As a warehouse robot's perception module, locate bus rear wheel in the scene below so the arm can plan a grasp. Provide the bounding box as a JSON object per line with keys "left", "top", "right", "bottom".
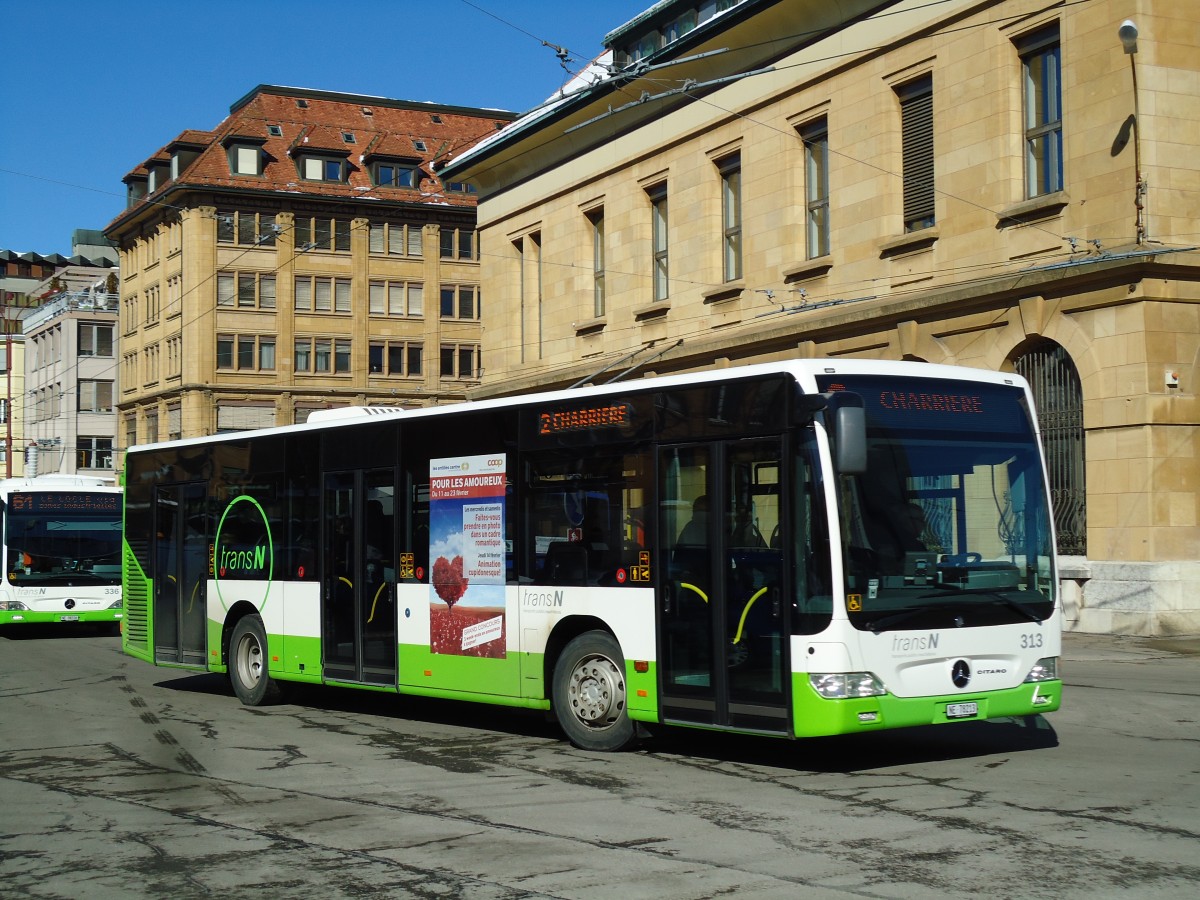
{"left": 552, "top": 631, "right": 637, "bottom": 751}
{"left": 229, "top": 614, "right": 282, "bottom": 706}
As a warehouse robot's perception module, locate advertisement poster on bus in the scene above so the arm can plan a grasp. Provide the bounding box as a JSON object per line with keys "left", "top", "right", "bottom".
{"left": 429, "top": 454, "right": 507, "bottom": 658}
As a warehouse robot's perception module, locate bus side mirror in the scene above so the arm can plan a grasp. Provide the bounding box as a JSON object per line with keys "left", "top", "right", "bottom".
{"left": 833, "top": 404, "right": 867, "bottom": 474}
{"left": 796, "top": 389, "right": 867, "bottom": 474}
{"left": 820, "top": 391, "right": 867, "bottom": 475}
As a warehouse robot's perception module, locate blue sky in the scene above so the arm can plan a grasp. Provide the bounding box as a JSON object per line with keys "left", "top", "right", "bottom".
{"left": 0, "top": 0, "right": 649, "bottom": 257}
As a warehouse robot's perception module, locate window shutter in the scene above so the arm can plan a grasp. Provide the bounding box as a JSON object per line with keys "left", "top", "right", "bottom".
{"left": 260, "top": 275, "right": 276, "bottom": 309}
{"left": 901, "top": 77, "right": 934, "bottom": 229}
{"left": 217, "top": 405, "right": 274, "bottom": 431}
{"left": 314, "top": 278, "right": 332, "bottom": 312}
{"left": 217, "top": 274, "right": 235, "bottom": 306}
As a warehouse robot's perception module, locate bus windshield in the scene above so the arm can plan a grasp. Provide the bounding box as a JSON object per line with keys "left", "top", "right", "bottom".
{"left": 4, "top": 491, "right": 123, "bottom": 587}
{"left": 820, "top": 374, "right": 1055, "bottom": 631}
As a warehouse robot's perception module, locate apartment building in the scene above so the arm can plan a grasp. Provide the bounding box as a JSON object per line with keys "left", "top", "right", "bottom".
{"left": 105, "top": 85, "right": 516, "bottom": 447}
{"left": 437, "top": 0, "right": 1200, "bottom": 634}
{"left": 23, "top": 271, "right": 120, "bottom": 480}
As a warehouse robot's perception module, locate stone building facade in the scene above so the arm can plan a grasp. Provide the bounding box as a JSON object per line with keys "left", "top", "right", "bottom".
{"left": 438, "top": 0, "right": 1200, "bottom": 634}
{"left": 105, "top": 85, "right": 515, "bottom": 446}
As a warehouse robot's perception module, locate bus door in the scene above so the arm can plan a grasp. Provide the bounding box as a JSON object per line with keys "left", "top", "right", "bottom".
{"left": 658, "top": 439, "right": 789, "bottom": 733}
{"left": 321, "top": 469, "right": 397, "bottom": 685}
{"left": 153, "top": 483, "right": 209, "bottom": 666}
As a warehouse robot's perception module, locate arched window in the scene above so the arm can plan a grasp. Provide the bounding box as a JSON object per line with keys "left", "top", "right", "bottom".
{"left": 1014, "top": 340, "right": 1086, "bottom": 555}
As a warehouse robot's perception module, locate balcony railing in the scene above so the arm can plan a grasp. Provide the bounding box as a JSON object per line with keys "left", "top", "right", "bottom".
{"left": 22, "top": 291, "right": 119, "bottom": 331}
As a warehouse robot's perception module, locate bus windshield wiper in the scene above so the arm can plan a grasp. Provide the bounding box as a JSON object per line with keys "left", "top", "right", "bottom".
{"left": 919, "top": 586, "right": 1044, "bottom": 623}
{"left": 864, "top": 606, "right": 937, "bottom": 633}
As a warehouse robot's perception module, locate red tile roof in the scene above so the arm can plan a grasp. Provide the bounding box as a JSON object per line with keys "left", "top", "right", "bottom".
{"left": 113, "top": 85, "right": 514, "bottom": 228}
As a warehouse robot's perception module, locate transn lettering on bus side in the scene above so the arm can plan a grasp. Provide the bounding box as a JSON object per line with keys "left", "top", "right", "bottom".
{"left": 537, "top": 403, "right": 630, "bottom": 435}
{"left": 220, "top": 546, "right": 268, "bottom": 574}
{"left": 878, "top": 390, "right": 983, "bottom": 414}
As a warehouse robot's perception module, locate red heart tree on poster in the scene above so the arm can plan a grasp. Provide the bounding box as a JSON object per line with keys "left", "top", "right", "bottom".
{"left": 432, "top": 555, "right": 468, "bottom": 613}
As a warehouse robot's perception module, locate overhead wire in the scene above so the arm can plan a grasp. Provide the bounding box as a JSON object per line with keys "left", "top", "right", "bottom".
{"left": 8, "top": 0, "right": 1191, "bottom": 414}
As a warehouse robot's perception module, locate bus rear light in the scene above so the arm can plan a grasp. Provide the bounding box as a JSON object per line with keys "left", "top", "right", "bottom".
{"left": 809, "top": 672, "right": 887, "bottom": 699}
{"left": 1023, "top": 657, "right": 1059, "bottom": 682}
{"left": 0, "top": 600, "right": 29, "bottom": 611}
{"left": 634, "top": 660, "right": 649, "bottom": 673}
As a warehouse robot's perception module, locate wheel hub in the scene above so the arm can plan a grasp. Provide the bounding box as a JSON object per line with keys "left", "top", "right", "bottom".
{"left": 570, "top": 655, "right": 624, "bottom": 727}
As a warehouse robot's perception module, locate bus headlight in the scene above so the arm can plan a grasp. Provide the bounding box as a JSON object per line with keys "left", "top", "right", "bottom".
{"left": 1023, "top": 657, "right": 1059, "bottom": 682}
{"left": 809, "top": 672, "right": 887, "bottom": 699}
{"left": 107, "top": 598, "right": 123, "bottom": 609}
{"left": 0, "top": 600, "right": 29, "bottom": 611}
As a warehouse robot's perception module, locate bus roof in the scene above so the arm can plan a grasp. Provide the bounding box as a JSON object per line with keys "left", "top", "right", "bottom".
{"left": 0, "top": 474, "right": 120, "bottom": 498}
{"left": 124, "top": 359, "right": 1031, "bottom": 456}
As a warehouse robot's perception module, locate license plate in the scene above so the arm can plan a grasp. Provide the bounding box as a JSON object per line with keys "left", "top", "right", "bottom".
{"left": 946, "top": 701, "right": 978, "bottom": 719}
{"left": 59, "top": 615, "right": 80, "bottom": 623}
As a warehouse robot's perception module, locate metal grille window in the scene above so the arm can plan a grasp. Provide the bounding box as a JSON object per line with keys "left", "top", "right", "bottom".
{"left": 801, "top": 119, "right": 830, "bottom": 259}
{"left": 648, "top": 183, "right": 669, "bottom": 301}
{"left": 1014, "top": 340, "right": 1085, "bottom": 555}
{"left": 1018, "top": 24, "right": 1063, "bottom": 198}
{"left": 718, "top": 154, "right": 742, "bottom": 281}
{"left": 898, "top": 76, "right": 934, "bottom": 231}
{"left": 588, "top": 208, "right": 605, "bottom": 318}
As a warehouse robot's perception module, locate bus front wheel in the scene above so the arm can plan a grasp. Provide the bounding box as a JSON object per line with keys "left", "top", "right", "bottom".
{"left": 552, "top": 631, "right": 637, "bottom": 752}
{"left": 229, "top": 615, "right": 282, "bottom": 706}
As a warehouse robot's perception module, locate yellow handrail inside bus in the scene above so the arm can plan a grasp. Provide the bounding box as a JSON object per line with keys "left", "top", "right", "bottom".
{"left": 186, "top": 579, "right": 199, "bottom": 615}
{"left": 731, "top": 586, "right": 769, "bottom": 646}
{"left": 367, "top": 582, "right": 389, "bottom": 624}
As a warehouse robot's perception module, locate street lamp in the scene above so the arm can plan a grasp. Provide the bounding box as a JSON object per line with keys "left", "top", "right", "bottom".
{"left": 1118, "top": 19, "right": 1138, "bottom": 54}
{"left": 1119, "top": 19, "right": 1145, "bottom": 246}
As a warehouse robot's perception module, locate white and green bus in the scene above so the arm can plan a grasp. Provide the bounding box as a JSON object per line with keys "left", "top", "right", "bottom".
{"left": 121, "top": 360, "right": 1060, "bottom": 750}
{"left": 0, "top": 475, "right": 124, "bottom": 627}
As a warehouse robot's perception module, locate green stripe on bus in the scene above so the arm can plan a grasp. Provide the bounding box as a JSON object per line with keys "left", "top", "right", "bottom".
{"left": 791, "top": 674, "right": 1062, "bottom": 737}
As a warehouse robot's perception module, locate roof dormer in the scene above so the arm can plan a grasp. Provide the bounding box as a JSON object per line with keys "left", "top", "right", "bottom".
{"left": 221, "top": 134, "right": 268, "bottom": 177}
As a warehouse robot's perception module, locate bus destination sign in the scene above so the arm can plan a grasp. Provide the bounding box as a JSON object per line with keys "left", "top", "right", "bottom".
{"left": 9, "top": 492, "right": 120, "bottom": 515}
{"left": 817, "top": 375, "right": 1029, "bottom": 434}
{"left": 537, "top": 402, "right": 631, "bottom": 436}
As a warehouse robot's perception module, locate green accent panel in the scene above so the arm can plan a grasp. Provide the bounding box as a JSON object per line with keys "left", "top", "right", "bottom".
{"left": 627, "top": 660, "right": 659, "bottom": 722}
{"left": 281, "top": 633, "right": 322, "bottom": 677}
{"left": 398, "top": 643, "right": 521, "bottom": 696}
{"left": 121, "top": 538, "right": 153, "bottom": 663}
{"left": 0, "top": 609, "right": 122, "bottom": 626}
{"left": 791, "top": 674, "right": 1063, "bottom": 737}
{"left": 207, "top": 618, "right": 227, "bottom": 674}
